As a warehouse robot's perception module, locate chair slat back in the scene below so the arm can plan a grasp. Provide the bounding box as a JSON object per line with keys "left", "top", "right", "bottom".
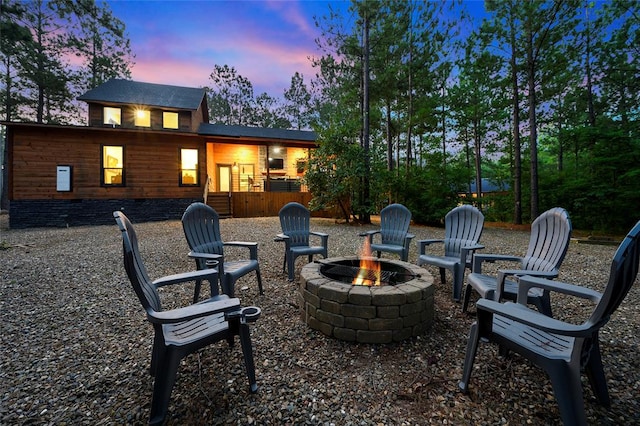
{"left": 590, "top": 220, "right": 640, "bottom": 326}
{"left": 379, "top": 204, "right": 411, "bottom": 246}
{"left": 444, "top": 205, "right": 484, "bottom": 258}
{"left": 522, "top": 207, "right": 572, "bottom": 272}
{"left": 113, "top": 211, "right": 162, "bottom": 313}
{"left": 182, "top": 203, "right": 225, "bottom": 264}
{"left": 279, "top": 202, "right": 311, "bottom": 247}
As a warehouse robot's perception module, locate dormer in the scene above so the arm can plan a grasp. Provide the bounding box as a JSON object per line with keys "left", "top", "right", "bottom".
{"left": 78, "top": 79, "right": 209, "bottom": 132}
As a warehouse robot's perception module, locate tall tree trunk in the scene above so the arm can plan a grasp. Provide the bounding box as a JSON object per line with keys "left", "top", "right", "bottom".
{"left": 386, "top": 99, "right": 393, "bottom": 171}
{"left": 406, "top": 28, "right": 413, "bottom": 170}
{"left": 509, "top": 15, "right": 523, "bottom": 225}
{"left": 585, "top": 3, "right": 596, "bottom": 127}
{"left": 362, "top": 11, "right": 371, "bottom": 224}
{"left": 441, "top": 82, "right": 447, "bottom": 171}
{"left": 473, "top": 116, "right": 483, "bottom": 209}
{"left": 526, "top": 18, "right": 539, "bottom": 220}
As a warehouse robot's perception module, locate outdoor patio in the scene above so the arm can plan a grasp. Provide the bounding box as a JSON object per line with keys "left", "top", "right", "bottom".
{"left": 1, "top": 214, "right": 638, "bottom": 425}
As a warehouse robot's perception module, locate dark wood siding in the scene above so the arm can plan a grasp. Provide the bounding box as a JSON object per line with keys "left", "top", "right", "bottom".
{"left": 10, "top": 126, "right": 205, "bottom": 200}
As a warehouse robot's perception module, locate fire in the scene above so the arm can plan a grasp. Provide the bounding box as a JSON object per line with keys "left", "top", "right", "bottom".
{"left": 353, "top": 237, "right": 382, "bottom": 286}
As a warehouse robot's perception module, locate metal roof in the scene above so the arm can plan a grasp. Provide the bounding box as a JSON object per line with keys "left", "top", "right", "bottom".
{"left": 199, "top": 123, "right": 316, "bottom": 142}
{"left": 469, "top": 178, "right": 510, "bottom": 193}
{"left": 77, "top": 79, "right": 206, "bottom": 110}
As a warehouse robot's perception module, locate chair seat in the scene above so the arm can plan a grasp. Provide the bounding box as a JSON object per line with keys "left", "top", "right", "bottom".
{"left": 371, "top": 243, "right": 405, "bottom": 257}
{"left": 225, "top": 259, "right": 260, "bottom": 278}
{"left": 418, "top": 254, "right": 460, "bottom": 269}
{"left": 290, "top": 245, "right": 327, "bottom": 257}
{"left": 163, "top": 312, "right": 229, "bottom": 346}
{"left": 467, "top": 272, "right": 544, "bottom": 300}
{"left": 492, "top": 311, "right": 574, "bottom": 361}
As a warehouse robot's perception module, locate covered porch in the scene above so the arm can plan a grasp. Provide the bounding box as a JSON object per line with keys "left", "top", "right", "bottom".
{"left": 198, "top": 124, "right": 319, "bottom": 217}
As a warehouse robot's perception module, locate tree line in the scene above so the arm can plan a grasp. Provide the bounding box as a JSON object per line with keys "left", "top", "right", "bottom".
{"left": 2, "top": 0, "right": 638, "bottom": 233}
{"left": 305, "top": 0, "right": 639, "bottom": 233}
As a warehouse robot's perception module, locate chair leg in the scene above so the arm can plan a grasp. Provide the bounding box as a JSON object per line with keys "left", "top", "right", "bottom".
{"left": 459, "top": 321, "right": 480, "bottom": 393}
{"left": 149, "top": 350, "right": 182, "bottom": 426}
{"left": 462, "top": 284, "right": 473, "bottom": 313}
{"left": 223, "top": 274, "right": 235, "bottom": 297}
{"left": 193, "top": 279, "right": 202, "bottom": 304}
{"left": 533, "top": 292, "right": 553, "bottom": 317}
{"left": 547, "top": 362, "right": 587, "bottom": 426}
{"left": 439, "top": 268, "right": 446, "bottom": 286}
{"left": 150, "top": 332, "right": 164, "bottom": 377}
{"left": 287, "top": 253, "right": 295, "bottom": 281}
{"left": 584, "top": 338, "right": 610, "bottom": 407}
{"left": 452, "top": 266, "right": 462, "bottom": 302}
{"left": 238, "top": 323, "right": 258, "bottom": 393}
{"left": 255, "top": 268, "right": 264, "bottom": 295}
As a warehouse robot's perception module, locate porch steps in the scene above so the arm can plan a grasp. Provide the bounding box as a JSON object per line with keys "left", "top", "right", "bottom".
{"left": 206, "top": 193, "right": 232, "bottom": 217}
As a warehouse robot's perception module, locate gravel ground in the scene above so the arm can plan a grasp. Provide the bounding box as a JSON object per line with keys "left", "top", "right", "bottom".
{"left": 1, "top": 213, "right": 639, "bottom": 425}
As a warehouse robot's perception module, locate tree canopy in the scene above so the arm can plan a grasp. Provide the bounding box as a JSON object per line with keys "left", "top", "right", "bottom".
{"left": 2, "top": 0, "right": 638, "bottom": 233}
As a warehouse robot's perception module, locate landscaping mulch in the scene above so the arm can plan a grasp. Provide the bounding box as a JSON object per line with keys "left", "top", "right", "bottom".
{"left": 1, "top": 215, "right": 638, "bottom": 425}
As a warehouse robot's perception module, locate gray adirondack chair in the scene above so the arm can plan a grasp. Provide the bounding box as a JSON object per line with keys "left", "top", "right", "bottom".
{"left": 360, "top": 203, "right": 414, "bottom": 261}
{"left": 462, "top": 207, "right": 572, "bottom": 316}
{"left": 182, "top": 202, "right": 263, "bottom": 299}
{"left": 459, "top": 220, "right": 640, "bottom": 426}
{"left": 113, "top": 211, "right": 260, "bottom": 426}
{"left": 277, "top": 202, "right": 329, "bottom": 281}
{"left": 417, "top": 205, "right": 484, "bottom": 301}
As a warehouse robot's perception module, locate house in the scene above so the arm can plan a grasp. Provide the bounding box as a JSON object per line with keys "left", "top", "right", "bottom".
{"left": 2, "top": 79, "right": 318, "bottom": 228}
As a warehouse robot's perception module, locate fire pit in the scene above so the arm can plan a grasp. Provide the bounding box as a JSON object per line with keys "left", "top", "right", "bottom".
{"left": 299, "top": 256, "right": 434, "bottom": 343}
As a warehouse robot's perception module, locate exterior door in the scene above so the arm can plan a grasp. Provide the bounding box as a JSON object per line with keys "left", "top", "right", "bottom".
{"left": 218, "top": 165, "right": 231, "bottom": 192}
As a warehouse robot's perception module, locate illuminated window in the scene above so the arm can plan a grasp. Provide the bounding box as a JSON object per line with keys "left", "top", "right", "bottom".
{"left": 134, "top": 109, "right": 151, "bottom": 127}
{"left": 103, "top": 107, "right": 121, "bottom": 126}
{"left": 163, "top": 112, "right": 179, "bottom": 129}
{"left": 102, "top": 145, "right": 124, "bottom": 186}
{"left": 180, "top": 148, "right": 198, "bottom": 185}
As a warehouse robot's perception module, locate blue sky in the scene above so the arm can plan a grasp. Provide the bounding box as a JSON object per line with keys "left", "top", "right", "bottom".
{"left": 108, "top": 0, "right": 352, "bottom": 96}
{"left": 108, "top": 0, "right": 487, "bottom": 97}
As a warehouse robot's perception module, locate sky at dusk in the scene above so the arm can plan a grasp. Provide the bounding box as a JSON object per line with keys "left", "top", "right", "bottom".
{"left": 107, "top": 0, "right": 354, "bottom": 97}
{"left": 108, "top": 1, "right": 488, "bottom": 99}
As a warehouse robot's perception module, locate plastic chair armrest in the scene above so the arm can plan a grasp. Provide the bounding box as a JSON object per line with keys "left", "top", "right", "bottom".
{"left": 472, "top": 253, "right": 522, "bottom": 273}
{"left": 417, "top": 239, "right": 444, "bottom": 254}
{"left": 152, "top": 268, "right": 218, "bottom": 289}
{"left": 494, "top": 268, "right": 558, "bottom": 301}
{"left": 147, "top": 296, "right": 240, "bottom": 324}
{"left": 476, "top": 299, "right": 592, "bottom": 337}
{"left": 224, "top": 241, "right": 259, "bottom": 259}
{"left": 516, "top": 275, "right": 602, "bottom": 305}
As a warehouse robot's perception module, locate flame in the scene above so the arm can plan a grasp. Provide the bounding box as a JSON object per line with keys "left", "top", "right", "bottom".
{"left": 353, "top": 237, "right": 382, "bottom": 286}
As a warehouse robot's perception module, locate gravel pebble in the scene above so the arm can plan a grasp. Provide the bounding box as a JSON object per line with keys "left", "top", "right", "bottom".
{"left": 1, "top": 215, "right": 638, "bottom": 425}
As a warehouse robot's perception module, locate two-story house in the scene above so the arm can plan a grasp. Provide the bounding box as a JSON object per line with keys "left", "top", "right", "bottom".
{"left": 3, "top": 79, "right": 318, "bottom": 228}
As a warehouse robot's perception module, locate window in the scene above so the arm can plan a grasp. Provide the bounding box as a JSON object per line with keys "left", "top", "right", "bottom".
{"left": 180, "top": 148, "right": 198, "bottom": 185}
{"left": 134, "top": 109, "right": 151, "bottom": 127}
{"left": 103, "top": 107, "right": 121, "bottom": 126}
{"left": 163, "top": 112, "right": 179, "bottom": 129}
{"left": 102, "top": 146, "right": 124, "bottom": 186}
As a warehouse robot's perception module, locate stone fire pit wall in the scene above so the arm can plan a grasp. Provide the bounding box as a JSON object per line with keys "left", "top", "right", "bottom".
{"left": 299, "top": 257, "right": 435, "bottom": 343}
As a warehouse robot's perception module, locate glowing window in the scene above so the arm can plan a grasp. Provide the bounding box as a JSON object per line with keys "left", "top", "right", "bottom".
{"left": 163, "top": 112, "right": 179, "bottom": 129}
{"left": 103, "top": 107, "right": 121, "bottom": 126}
{"left": 180, "top": 149, "right": 198, "bottom": 185}
{"left": 134, "top": 109, "right": 151, "bottom": 127}
{"left": 102, "top": 145, "right": 124, "bottom": 186}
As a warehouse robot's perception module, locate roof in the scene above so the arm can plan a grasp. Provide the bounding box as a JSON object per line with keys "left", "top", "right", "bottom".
{"left": 77, "top": 79, "right": 206, "bottom": 110}
{"left": 469, "top": 178, "right": 510, "bottom": 193}
{"left": 199, "top": 123, "right": 316, "bottom": 142}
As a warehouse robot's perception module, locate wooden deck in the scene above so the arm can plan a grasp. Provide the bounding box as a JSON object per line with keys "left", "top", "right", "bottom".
{"left": 206, "top": 192, "right": 337, "bottom": 218}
